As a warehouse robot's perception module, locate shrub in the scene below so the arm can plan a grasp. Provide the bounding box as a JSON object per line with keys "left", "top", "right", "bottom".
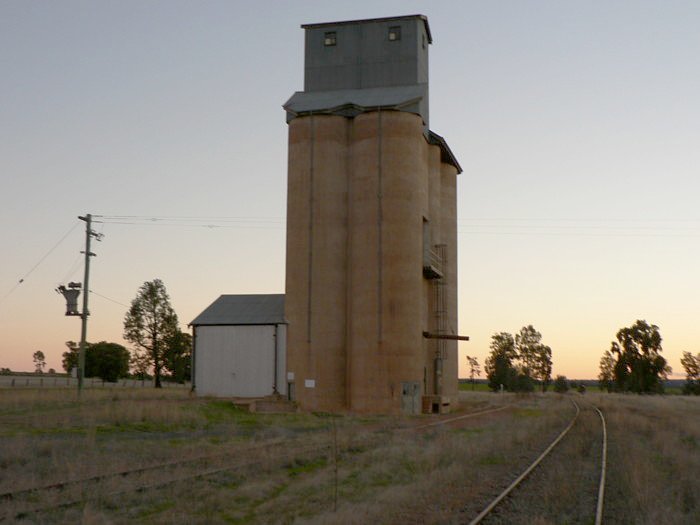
{"left": 553, "top": 375, "right": 569, "bottom": 393}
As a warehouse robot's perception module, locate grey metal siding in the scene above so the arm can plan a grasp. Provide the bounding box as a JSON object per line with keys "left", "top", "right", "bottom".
{"left": 195, "top": 325, "right": 277, "bottom": 398}
{"left": 304, "top": 18, "right": 428, "bottom": 92}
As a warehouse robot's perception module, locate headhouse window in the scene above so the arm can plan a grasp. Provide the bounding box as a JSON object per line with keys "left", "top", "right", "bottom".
{"left": 388, "top": 26, "right": 401, "bottom": 41}
{"left": 324, "top": 31, "right": 337, "bottom": 46}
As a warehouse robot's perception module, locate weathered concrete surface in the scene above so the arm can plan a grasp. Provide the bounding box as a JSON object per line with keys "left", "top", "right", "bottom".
{"left": 285, "top": 110, "right": 458, "bottom": 414}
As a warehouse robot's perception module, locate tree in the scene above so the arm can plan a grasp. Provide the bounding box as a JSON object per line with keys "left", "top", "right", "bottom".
{"left": 515, "top": 325, "right": 541, "bottom": 377}
{"left": 485, "top": 332, "right": 517, "bottom": 391}
{"left": 62, "top": 341, "right": 79, "bottom": 373}
{"left": 534, "top": 344, "right": 553, "bottom": 392}
{"left": 129, "top": 348, "right": 152, "bottom": 380}
{"left": 33, "top": 351, "right": 46, "bottom": 373}
{"left": 604, "top": 320, "right": 670, "bottom": 394}
{"left": 124, "top": 279, "right": 180, "bottom": 388}
{"left": 515, "top": 325, "right": 552, "bottom": 391}
{"left": 680, "top": 351, "right": 700, "bottom": 395}
{"left": 466, "top": 355, "right": 481, "bottom": 391}
{"left": 553, "top": 375, "right": 569, "bottom": 393}
{"left": 90, "top": 342, "right": 130, "bottom": 382}
{"left": 598, "top": 350, "right": 615, "bottom": 392}
{"left": 61, "top": 340, "right": 129, "bottom": 382}
{"left": 163, "top": 330, "right": 192, "bottom": 383}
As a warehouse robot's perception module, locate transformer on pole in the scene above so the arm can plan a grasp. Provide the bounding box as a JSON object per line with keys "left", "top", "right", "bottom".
{"left": 56, "top": 214, "right": 102, "bottom": 394}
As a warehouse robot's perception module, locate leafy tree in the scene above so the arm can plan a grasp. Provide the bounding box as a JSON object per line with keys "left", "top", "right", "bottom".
{"left": 512, "top": 372, "right": 535, "bottom": 392}
{"left": 163, "top": 330, "right": 192, "bottom": 383}
{"left": 486, "top": 326, "right": 554, "bottom": 393}
{"left": 553, "top": 375, "right": 569, "bottom": 393}
{"left": 61, "top": 340, "right": 129, "bottom": 382}
{"left": 124, "top": 279, "right": 180, "bottom": 388}
{"left": 604, "top": 320, "right": 670, "bottom": 393}
{"left": 515, "top": 325, "right": 552, "bottom": 391}
{"left": 62, "top": 341, "right": 79, "bottom": 373}
{"left": 466, "top": 355, "right": 481, "bottom": 391}
{"left": 485, "top": 332, "right": 517, "bottom": 391}
{"left": 534, "top": 344, "right": 553, "bottom": 392}
{"left": 33, "top": 350, "right": 46, "bottom": 373}
{"left": 598, "top": 350, "right": 615, "bottom": 392}
{"left": 90, "top": 342, "right": 130, "bottom": 382}
{"left": 129, "top": 348, "right": 152, "bottom": 380}
{"left": 680, "top": 351, "right": 700, "bottom": 395}
{"left": 516, "top": 325, "right": 541, "bottom": 376}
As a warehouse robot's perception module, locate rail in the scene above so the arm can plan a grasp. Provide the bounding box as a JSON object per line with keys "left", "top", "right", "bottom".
{"left": 2, "top": 402, "right": 515, "bottom": 521}
{"left": 468, "top": 399, "right": 581, "bottom": 525}
{"left": 594, "top": 405, "right": 608, "bottom": 525}
{"left": 466, "top": 398, "right": 608, "bottom": 525}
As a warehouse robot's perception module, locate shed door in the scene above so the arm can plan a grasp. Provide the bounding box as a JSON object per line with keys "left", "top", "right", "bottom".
{"left": 196, "top": 325, "right": 276, "bottom": 398}
{"left": 230, "top": 325, "right": 275, "bottom": 397}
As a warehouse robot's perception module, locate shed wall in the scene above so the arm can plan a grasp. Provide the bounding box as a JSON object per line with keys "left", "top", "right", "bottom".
{"left": 195, "top": 325, "right": 286, "bottom": 398}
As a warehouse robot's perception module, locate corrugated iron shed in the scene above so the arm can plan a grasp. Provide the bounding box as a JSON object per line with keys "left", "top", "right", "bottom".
{"left": 190, "top": 294, "right": 286, "bottom": 326}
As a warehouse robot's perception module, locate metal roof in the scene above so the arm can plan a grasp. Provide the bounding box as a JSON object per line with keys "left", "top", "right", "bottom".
{"left": 301, "top": 14, "right": 432, "bottom": 44}
{"left": 190, "top": 294, "right": 286, "bottom": 326}
{"left": 284, "top": 84, "right": 427, "bottom": 121}
{"left": 427, "top": 130, "right": 463, "bottom": 174}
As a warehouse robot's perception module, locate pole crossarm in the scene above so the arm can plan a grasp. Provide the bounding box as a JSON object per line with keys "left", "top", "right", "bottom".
{"left": 422, "top": 331, "right": 470, "bottom": 341}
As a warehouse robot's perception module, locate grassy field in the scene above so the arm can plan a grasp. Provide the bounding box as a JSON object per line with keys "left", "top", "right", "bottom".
{"left": 1, "top": 388, "right": 698, "bottom": 523}
{"left": 458, "top": 381, "right": 491, "bottom": 392}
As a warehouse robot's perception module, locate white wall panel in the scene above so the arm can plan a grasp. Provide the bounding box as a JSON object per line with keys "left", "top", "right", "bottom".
{"left": 195, "top": 325, "right": 280, "bottom": 398}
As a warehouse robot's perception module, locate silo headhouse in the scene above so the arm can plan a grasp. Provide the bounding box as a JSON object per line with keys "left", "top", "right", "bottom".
{"left": 284, "top": 15, "right": 463, "bottom": 414}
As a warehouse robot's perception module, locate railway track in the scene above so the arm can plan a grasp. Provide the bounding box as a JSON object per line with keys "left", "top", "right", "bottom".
{"left": 0, "top": 433, "right": 339, "bottom": 522}
{"left": 1, "top": 401, "right": 515, "bottom": 521}
{"left": 465, "top": 398, "right": 608, "bottom": 525}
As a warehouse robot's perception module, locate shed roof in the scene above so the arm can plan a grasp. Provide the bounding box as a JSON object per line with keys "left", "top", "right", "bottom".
{"left": 190, "top": 294, "right": 286, "bottom": 326}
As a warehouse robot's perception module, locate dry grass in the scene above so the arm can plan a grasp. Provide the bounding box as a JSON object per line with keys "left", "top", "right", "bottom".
{"left": 593, "top": 394, "right": 700, "bottom": 525}
{"left": 1, "top": 388, "right": 697, "bottom": 523}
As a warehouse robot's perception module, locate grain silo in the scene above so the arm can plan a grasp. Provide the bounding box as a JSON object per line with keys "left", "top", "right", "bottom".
{"left": 283, "top": 15, "right": 463, "bottom": 414}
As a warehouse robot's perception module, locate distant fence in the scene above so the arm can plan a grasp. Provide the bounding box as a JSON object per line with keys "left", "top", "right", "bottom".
{"left": 0, "top": 375, "right": 190, "bottom": 389}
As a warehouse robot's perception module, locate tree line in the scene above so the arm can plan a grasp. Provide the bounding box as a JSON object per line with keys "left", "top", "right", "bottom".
{"left": 60, "top": 279, "right": 191, "bottom": 387}
{"left": 485, "top": 325, "right": 553, "bottom": 392}
{"left": 597, "top": 319, "right": 700, "bottom": 395}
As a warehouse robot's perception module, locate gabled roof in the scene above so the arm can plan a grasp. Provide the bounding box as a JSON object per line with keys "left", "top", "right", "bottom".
{"left": 190, "top": 294, "right": 286, "bottom": 326}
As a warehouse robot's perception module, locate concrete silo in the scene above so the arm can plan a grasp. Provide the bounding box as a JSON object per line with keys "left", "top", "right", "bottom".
{"left": 283, "top": 15, "right": 463, "bottom": 414}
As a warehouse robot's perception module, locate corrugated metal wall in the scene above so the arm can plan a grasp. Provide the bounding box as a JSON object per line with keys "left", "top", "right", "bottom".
{"left": 195, "top": 325, "right": 286, "bottom": 398}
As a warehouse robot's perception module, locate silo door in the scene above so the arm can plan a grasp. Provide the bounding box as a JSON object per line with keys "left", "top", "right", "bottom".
{"left": 401, "top": 382, "right": 420, "bottom": 414}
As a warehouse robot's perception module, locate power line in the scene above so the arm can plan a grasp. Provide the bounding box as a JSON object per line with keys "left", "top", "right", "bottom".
{"left": 0, "top": 221, "right": 80, "bottom": 306}
{"left": 60, "top": 253, "right": 84, "bottom": 284}
{"left": 89, "top": 290, "right": 130, "bottom": 309}
{"left": 94, "top": 213, "right": 700, "bottom": 236}
{"left": 94, "top": 216, "right": 284, "bottom": 229}
{"left": 458, "top": 230, "right": 700, "bottom": 238}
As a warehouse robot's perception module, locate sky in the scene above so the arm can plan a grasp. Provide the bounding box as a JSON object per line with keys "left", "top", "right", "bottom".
{"left": 2, "top": 1, "right": 700, "bottom": 380}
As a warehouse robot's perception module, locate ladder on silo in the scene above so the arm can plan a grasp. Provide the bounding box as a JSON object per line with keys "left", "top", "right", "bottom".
{"left": 433, "top": 244, "right": 447, "bottom": 395}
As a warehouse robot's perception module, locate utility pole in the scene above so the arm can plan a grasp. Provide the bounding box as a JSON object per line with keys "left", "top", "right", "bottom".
{"left": 77, "top": 214, "right": 97, "bottom": 394}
